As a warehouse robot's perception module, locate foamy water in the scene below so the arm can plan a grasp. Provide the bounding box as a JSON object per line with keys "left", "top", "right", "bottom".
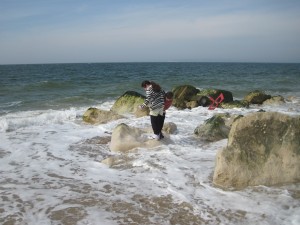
{"left": 0, "top": 99, "right": 300, "bottom": 225}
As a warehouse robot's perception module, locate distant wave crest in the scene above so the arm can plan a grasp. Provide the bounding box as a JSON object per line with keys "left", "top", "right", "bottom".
{"left": 0, "top": 109, "right": 78, "bottom": 133}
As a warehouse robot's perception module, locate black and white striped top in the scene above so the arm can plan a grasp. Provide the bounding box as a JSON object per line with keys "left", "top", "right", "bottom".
{"left": 141, "top": 86, "right": 165, "bottom": 111}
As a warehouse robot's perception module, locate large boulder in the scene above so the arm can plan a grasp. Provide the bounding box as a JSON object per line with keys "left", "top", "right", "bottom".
{"left": 83, "top": 108, "right": 124, "bottom": 124}
{"left": 244, "top": 90, "right": 271, "bottom": 104}
{"left": 142, "top": 122, "right": 178, "bottom": 135}
{"left": 110, "top": 123, "right": 173, "bottom": 153}
{"left": 111, "top": 91, "right": 149, "bottom": 117}
{"left": 213, "top": 112, "right": 300, "bottom": 189}
{"left": 172, "top": 85, "right": 199, "bottom": 109}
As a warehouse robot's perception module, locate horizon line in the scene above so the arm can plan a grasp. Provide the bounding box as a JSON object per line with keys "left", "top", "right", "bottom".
{"left": 1, "top": 61, "right": 300, "bottom": 66}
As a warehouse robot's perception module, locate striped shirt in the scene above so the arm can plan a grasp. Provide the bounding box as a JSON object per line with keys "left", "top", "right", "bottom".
{"left": 141, "top": 86, "right": 165, "bottom": 113}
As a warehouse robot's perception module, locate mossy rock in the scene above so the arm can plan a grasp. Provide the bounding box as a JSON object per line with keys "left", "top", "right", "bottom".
{"left": 172, "top": 85, "right": 200, "bottom": 109}
{"left": 111, "top": 91, "right": 149, "bottom": 116}
{"left": 244, "top": 90, "right": 271, "bottom": 104}
{"left": 194, "top": 115, "right": 230, "bottom": 142}
{"left": 172, "top": 85, "right": 199, "bottom": 100}
{"left": 171, "top": 86, "right": 234, "bottom": 109}
{"left": 220, "top": 100, "right": 249, "bottom": 109}
{"left": 83, "top": 108, "right": 124, "bottom": 124}
{"left": 197, "top": 89, "right": 233, "bottom": 103}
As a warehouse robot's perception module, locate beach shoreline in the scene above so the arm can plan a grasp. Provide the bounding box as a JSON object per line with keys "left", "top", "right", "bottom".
{"left": 0, "top": 63, "right": 299, "bottom": 224}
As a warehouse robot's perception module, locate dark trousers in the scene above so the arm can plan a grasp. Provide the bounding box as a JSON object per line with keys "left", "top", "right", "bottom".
{"left": 160, "top": 112, "right": 166, "bottom": 132}
{"left": 150, "top": 114, "right": 164, "bottom": 135}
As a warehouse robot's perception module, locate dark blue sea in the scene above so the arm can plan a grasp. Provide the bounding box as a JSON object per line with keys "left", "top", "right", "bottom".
{"left": 0, "top": 63, "right": 300, "bottom": 225}
{"left": 1, "top": 62, "right": 299, "bottom": 114}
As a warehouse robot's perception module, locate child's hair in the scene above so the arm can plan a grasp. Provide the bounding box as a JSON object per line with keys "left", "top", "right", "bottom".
{"left": 165, "top": 91, "right": 174, "bottom": 99}
{"left": 141, "top": 80, "right": 151, "bottom": 88}
{"left": 141, "top": 80, "right": 161, "bottom": 92}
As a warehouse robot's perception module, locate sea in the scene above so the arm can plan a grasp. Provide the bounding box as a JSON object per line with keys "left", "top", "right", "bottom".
{"left": 0, "top": 62, "right": 299, "bottom": 225}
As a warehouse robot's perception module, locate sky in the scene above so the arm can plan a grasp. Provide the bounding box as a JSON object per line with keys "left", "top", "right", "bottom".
{"left": 0, "top": 0, "right": 300, "bottom": 64}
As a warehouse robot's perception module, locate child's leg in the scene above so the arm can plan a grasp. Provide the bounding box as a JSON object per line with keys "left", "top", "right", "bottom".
{"left": 158, "top": 113, "right": 165, "bottom": 135}
{"left": 150, "top": 115, "right": 161, "bottom": 135}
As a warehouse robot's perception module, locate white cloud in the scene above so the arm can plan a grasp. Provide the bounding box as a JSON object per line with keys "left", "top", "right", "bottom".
{"left": 0, "top": 1, "right": 300, "bottom": 63}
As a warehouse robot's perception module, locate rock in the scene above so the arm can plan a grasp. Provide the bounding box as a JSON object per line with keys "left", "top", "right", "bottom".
{"left": 162, "top": 122, "right": 177, "bottom": 134}
{"left": 220, "top": 100, "right": 249, "bottom": 109}
{"left": 286, "top": 96, "right": 297, "bottom": 102}
{"left": 172, "top": 85, "right": 199, "bottom": 109}
{"left": 197, "top": 89, "right": 234, "bottom": 104}
{"left": 142, "top": 122, "right": 178, "bottom": 135}
{"left": 198, "top": 96, "right": 210, "bottom": 107}
{"left": 244, "top": 90, "right": 271, "bottom": 104}
{"left": 186, "top": 101, "right": 198, "bottom": 109}
{"left": 111, "top": 91, "right": 149, "bottom": 117}
{"left": 102, "top": 155, "right": 135, "bottom": 168}
{"left": 223, "top": 114, "right": 244, "bottom": 128}
{"left": 263, "top": 95, "right": 285, "bottom": 105}
{"left": 83, "top": 136, "right": 111, "bottom": 145}
{"left": 171, "top": 85, "right": 234, "bottom": 109}
{"left": 213, "top": 112, "right": 300, "bottom": 189}
{"left": 83, "top": 108, "right": 124, "bottom": 124}
{"left": 110, "top": 123, "right": 173, "bottom": 153}
{"left": 194, "top": 114, "right": 231, "bottom": 142}
{"left": 134, "top": 107, "right": 150, "bottom": 118}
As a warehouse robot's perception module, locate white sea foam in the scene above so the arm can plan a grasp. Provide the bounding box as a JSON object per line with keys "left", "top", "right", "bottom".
{"left": 0, "top": 101, "right": 299, "bottom": 225}
{"left": 0, "top": 101, "right": 22, "bottom": 108}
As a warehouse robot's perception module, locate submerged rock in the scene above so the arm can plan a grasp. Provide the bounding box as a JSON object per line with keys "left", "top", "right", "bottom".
{"left": 83, "top": 107, "right": 124, "bottom": 124}
{"left": 194, "top": 113, "right": 242, "bottom": 142}
{"left": 110, "top": 123, "right": 173, "bottom": 153}
{"left": 162, "top": 122, "right": 177, "bottom": 134}
{"left": 194, "top": 115, "right": 230, "bottom": 142}
{"left": 213, "top": 112, "right": 300, "bottom": 189}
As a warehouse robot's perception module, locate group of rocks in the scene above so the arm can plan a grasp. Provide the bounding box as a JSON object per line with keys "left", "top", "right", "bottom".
{"left": 83, "top": 85, "right": 300, "bottom": 190}
{"left": 171, "top": 85, "right": 285, "bottom": 109}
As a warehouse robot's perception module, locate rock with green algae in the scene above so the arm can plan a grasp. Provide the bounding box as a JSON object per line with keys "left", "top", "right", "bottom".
{"left": 244, "top": 90, "right": 271, "bottom": 104}
{"left": 83, "top": 108, "right": 124, "bottom": 124}
{"left": 111, "top": 91, "right": 149, "bottom": 117}
{"left": 197, "top": 89, "right": 233, "bottom": 104}
{"left": 171, "top": 85, "right": 234, "bottom": 109}
{"left": 172, "top": 85, "right": 199, "bottom": 109}
{"left": 220, "top": 100, "right": 249, "bottom": 109}
{"left": 194, "top": 114, "right": 230, "bottom": 142}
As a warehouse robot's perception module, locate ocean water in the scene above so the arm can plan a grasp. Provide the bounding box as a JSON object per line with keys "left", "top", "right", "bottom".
{"left": 0, "top": 63, "right": 300, "bottom": 225}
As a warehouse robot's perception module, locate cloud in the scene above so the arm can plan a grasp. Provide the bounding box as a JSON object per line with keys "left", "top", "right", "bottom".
{"left": 0, "top": 1, "right": 300, "bottom": 63}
